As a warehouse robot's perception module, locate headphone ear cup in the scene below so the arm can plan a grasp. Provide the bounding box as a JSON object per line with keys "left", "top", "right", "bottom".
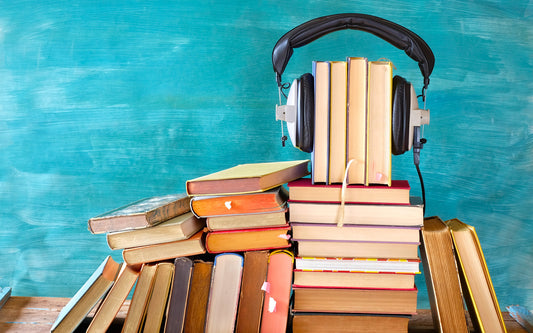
{"left": 391, "top": 75, "right": 411, "bottom": 155}
{"left": 297, "top": 73, "right": 315, "bottom": 153}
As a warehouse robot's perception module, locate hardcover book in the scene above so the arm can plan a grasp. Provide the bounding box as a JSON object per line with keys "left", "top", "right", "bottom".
{"left": 311, "top": 60, "right": 330, "bottom": 184}
{"left": 143, "top": 262, "right": 174, "bottom": 333}
{"left": 121, "top": 263, "right": 158, "bottom": 333}
{"left": 186, "top": 160, "right": 309, "bottom": 196}
{"left": 88, "top": 194, "right": 191, "bottom": 234}
{"left": 294, "top": 257, "right": 420, "bottom": 274}
{"left": 205, "top": 226, "right": 291, "bottom": 253}
{"left": 292, "top": 313, "right": 410, "bottom": 333}
{"left": 206, "top": 209, "right": 288, "bottom": 231}
{"left": 183, "top": 260, "right": 214, "bottom": 333}
{"left": 292, "top": 270, "right": 415, "bottom": 290}
{"left": 328, "top": 61, "right": 348, "bottom": 184}
{"left": 164, "top": 257, "right": 194, "bottom": 333}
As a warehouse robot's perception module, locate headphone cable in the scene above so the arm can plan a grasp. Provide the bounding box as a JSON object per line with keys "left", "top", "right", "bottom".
{"left": 415, "top": 162, "right": 426, "bottom": 216}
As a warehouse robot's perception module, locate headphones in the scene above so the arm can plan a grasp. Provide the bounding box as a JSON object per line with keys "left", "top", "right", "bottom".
{"left": 272, "top": 13, "right": 435, "bottom": 158}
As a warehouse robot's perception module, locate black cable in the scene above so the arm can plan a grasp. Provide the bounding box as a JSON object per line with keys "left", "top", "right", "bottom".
{"left": 415, "top": 163, "right": 426, "bottom": 216}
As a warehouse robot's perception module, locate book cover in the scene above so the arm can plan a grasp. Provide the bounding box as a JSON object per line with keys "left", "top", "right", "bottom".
{"left": 186, "top": 160, "right": 310, "bottom": 196}
{"left": 311, "top": 60, "right": 330, "bottom": 184}
{"left": 328, "top": 61, "right": 348, "bottom": 184}
{"left": 143, "top": 262, "right": 174, "bottom": 333}
{"left": 205, "top": 226, "right": 291, "bottom": 254}
{"left": 51, "top": 256, "right": 121, "bottom": 333}
{"left": 292, "top": 313, "right": 410, "bottom": 333}
{"left": 260, "top": 250, "right": 294, "bottom": 333}
{"left": 190, "top": 186, "right": 288, "bottom": 217}
{"left": 88, "top": 194, "right": 191, "bottom": 234}
{"left": 121, "top": 263, "right": 158, "bottom": 333}
{"left": 446, "top": 218, "right": 507, "bottom": 333}
{"left": 292, "top": 270, "right": 415, "bottom": 290}
{"left": 420, "top": 216, "right": 468, "bottom": 332}
{"left": 205, "top": 253, "right": 244, "bottom": 333}
{"left": 183, "top": 260, "right": 214, "bottom": 333}
{"left": 235, "top": 250, "right": 269, "bottom": 333}
{"left": 294, "top": 257, "right": 420, "bottom": 274}
{"left": 346, "top": 57, "right": 368, "bottom": 185}
{"left": 288, "top": 178, "right": 410, "bottom": 205}
{"left": 106, "top": 212, "right": 204, "bottom": 250}
{"left": 122, "top": 230, "right": 206, "bottom": 265}
{"left": 164, "top": 257, "right": 194, "bottom": 333}
{"left": 206, "top": 209, "right": 288, "bottom": 231}
{"left": 366, "top": 60, "right": 392, "bottom": 186}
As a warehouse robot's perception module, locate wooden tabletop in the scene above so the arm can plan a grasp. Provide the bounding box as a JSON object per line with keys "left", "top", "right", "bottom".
{"left": 0, "top": 296, "right": 527, "bottom": 332}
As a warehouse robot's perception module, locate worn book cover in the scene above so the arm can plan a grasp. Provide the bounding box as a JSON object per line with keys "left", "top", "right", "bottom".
{"left": 183, "top": 260, "right": 214, "bottom": 333}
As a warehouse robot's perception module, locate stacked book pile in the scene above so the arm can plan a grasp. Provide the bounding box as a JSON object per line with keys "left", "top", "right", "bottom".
{"left": 287, "top": 179, "right": 424, "bottom": 332}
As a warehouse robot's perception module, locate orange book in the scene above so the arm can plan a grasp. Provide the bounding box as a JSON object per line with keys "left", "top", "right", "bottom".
{"left": 190, "top": 187, "right": 288, "bottom": 217}
{"left": 205, "top": 226, "right": 291, "bottom": 254}
{"left": 260, "top": 250, "right": 294, "bottom": 333}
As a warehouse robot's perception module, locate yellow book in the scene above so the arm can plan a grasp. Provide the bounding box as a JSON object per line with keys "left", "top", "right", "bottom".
{"left": 311, "top": 61, "right": 331, "bottom": 184}
{"left": 328, "top": 61, "right": 348, "bottom": 184}
{"left": 446, "top": 218, "right": 507, "bottom": 333}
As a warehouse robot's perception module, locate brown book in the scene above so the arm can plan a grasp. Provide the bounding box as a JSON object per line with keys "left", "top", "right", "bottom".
{"left": 143, "top": 262, "right": 174, "bottom": 333}
{"left": 295, "top": 238, "right": 419, "bottom": 259}
{"left": 186, "top": 160, "right": 309, "bottom": 196}
{"left": 190, "top": 186, "right": 288, "bottom": 217}
{"left": 292, "top": 286, "right": 418, "bottom": 315}
{"left": 122, "top": 230, "right": 206, "bottom": 265}
{"left": 106, "top": 212, "right": 204, "bottom": 250}
{"left": 88, "top": 194, "right": 191, "bottom": 234}
{"left": 235, "top": 251, "right": 269, "bottom": 333}
{"left": 164, "top": 257, "right": 194, "bottom": 333}
{"left": 183, "top": 260, "right": 214, "bottom": 333}
{"left": 311, "top": 61, "right": 330, "bottom": 184}
{"left": 346, "top": 57, "right": 368, "bottom": 185}
{"left": 446, "top": 218, "right": 507, "bottom": 333}
{"left": 366, "top": 60, "right": 392, "bottom": 186}
{"left": 206, "top": 209, "right": 288, "bottom": 231}
{"left": 87, "top": 264, "right": 140, "bottom": 333}
{"left": 121, "top": 263, "right": 158, "bottom": 333}
{"left": 294, "top": 257, "right": 420, "bottom": 274}
{"left": 328, "top": 61, "right": 348, "bottom": 184}
{"left": 50, "top": 256, "right": 121, "bottom": 333}
{"left": 205, "top": 253, "right": 244, "bottom": 333}
{"left": 420, "top": 216, "right": 468, "bottom": 332}
{"left": 292, "top": 313, "right": 409, "bottom": 333}
{"left": 205, "top": 226, "right": 291, "bottom": 253}
{"left": 293, "top": 270, "right": 415, "bottom": 290}
{"left": 287, "top": 178, "right": 410, "bottom": 205}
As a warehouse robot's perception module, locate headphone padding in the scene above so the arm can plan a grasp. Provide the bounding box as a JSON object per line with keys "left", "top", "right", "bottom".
{"left": 297, "top": 73, "right": 315, "bottom": 153}
{"left": 392, "top": 75, "right": 411, "bottom": 155}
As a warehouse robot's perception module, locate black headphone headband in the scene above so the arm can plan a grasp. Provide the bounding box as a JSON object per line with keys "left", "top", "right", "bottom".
{"left": 272, "top": 13, "right": 435, "bottom": 91}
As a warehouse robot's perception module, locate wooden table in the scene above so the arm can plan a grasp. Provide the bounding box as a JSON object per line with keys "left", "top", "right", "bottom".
{"left": 0, "top": 296, "right": 527, "bottom": 332}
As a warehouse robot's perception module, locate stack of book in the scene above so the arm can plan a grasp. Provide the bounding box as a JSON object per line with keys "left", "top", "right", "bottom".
{"left": 288, "top": 179, "right": 424, "bottom": 333}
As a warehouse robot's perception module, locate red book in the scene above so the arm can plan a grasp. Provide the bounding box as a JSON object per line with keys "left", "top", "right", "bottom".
{"left": 205, "top": 226, "right": 291, "bottom": 254}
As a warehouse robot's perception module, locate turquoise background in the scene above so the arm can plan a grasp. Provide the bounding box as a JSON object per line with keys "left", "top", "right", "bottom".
{"left": 1, "top": 0, "right": 532, "bottom": 311}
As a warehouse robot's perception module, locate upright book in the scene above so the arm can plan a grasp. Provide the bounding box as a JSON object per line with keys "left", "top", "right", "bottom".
{"left": 50, "top": 256, "right": 121, "bottom": 333}
{"left": 446, "top": 218, "right": 507, "bottom": 333}
{"left": 164, "top": 257, "right": 194, "bottom": 333}
{"left": 366, "top": 60, "right": 392, "bottom": 186}
{"left": 143, "top": 262, "right": 175, "bottom": 333}
{"left": 186, "top": 160, "right": 309, "bottom": 196}
{"left": 311, "top": 60, "right": 331, "bottom": 184}
{"left": 121, "top": 263, "right": 158, "bottom": 333}
{"left": 88, "top": 194, "right": 191, "bottom": 234}
{"left": 346, "top": 57, "right": 368, "bottom": 185}
{"left": 420, "top": 216, "right": 468, "bottom": 332}
{"left": 328, "top": 61, "right": 348, "bottom": 184}
{"left": 183, "top": 260, "right": 214, "bottom": 333}
{"left": 205, "top": 253, "right": 244, "bottom": 333}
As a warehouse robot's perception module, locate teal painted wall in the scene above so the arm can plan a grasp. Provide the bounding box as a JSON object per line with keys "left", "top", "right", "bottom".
{"left": 1, "top": 0, "right": 532, "bottom": 311}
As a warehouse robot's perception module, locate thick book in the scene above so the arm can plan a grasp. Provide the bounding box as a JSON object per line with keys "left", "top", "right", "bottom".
{"left": 259, "top": 250, "right": 294, "bottom": 333}
{"left": 295, "top": 238, "right": 419, "bottom": 259}
{"left": 420, "top": 216, "right": 468, "bottom": 332}
{"left": 294, "top": 257, "right": 420, "bottom": 274}
{"left": 106, "top": 212, "right": 204, "bottom": 250}
{"left": 366, "top": 60, "right": 392, "bottom": 186}
{"left": 206, "top": 209, "right": 288, "bottom": 231}
{"left": 446, "top": 218, "right": 507, "bottom": 333}
{"left": 122, "top": 230, "right": 206, "bottom": 265}
{"left": 346, "top": 57, "right": 368, "bottom": 185}
{"left": 50, "top": 256, "right": 121, "bottom": 333}
{"left": 293, "top": 270, "right": 416, "bottom": 290}
{"left": 287, "top": 178, "right": 410, "bottom": 205}
{"left": 292, "top": 286, "right": 418, "bottom": 315}
{"left": 292, "top": 313, "right": 410, "bottom": 333}
{"left": 88, "top": 194, "right": 191, "bottom": 234}
{"left": 328, "top": 61, "right": 348, "bottom": 184}
{"left": 190, "top": 186, "right": 288, "bottom": 217}
{"left": 164, "top": 257, "right": 194, "bottom": 333}
{"left": 186, "top": 160, "right": 310, "bottom": 196}
{"left": 205, "top": 253, "right": 244, "bottom": 333}
{"left": 288, "top": 197, "right": 423, "bottom": 226}
{"left": 183, "top": 260, "right": 213, "bottom": 333}
{"left": 143, "top": 262, "right": 174, "bottom": 333}
{"left": 235, "top": 250, "right": 269, "bottom": 333}
{"left": 311, "top": 60, "right": 330, "bottom": 184}
{"left": 87, "top": 264, "right": 140, "bottom": 333}
{"left": 291, "top": 222, "right": 419, "bottom": 243}
{"left": 121, "top": 263, "right": 158, "bottom": 333}
{"left": 205, "top": 226, "right": 291, "bottom": 253}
